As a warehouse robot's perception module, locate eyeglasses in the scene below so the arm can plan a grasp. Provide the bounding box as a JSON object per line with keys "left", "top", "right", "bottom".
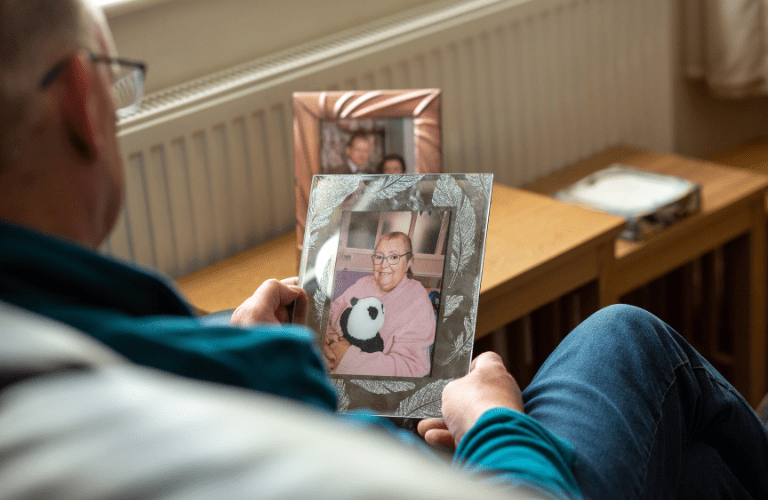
{"left": 40, "top": 52, "right": 147, "bottom": 119}
{"left": 371, "top": 253, "right": 410, "bottom": 265}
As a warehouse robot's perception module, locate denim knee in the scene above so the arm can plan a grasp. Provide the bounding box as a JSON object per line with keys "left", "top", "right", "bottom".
{"left": 586, "top": 304, "right": 664, "bottom": 331}
{"left": 568, "top": 304, "right": 670, "bottom": 352}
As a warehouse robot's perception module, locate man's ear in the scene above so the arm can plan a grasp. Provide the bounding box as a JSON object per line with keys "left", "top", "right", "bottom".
{"left": 60, "top": 52, "right": 101, "bottom": 162}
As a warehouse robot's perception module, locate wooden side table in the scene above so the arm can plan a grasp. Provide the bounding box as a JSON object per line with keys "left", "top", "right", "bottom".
{"left": 710, "top": 136, "right": 768, "bottom": 196}
{"left": 526, "top": 145, "right": 768, "bottom": 407}
{"left": 476, "top": 184, "right": 624, "bottom": 338}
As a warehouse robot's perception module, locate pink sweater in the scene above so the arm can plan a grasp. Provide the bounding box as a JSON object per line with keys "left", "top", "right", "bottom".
{"left": 326, "top": 276, "right": 436, "bottom": 377}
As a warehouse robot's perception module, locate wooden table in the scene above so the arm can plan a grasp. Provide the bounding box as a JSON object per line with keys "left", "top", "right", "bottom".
{"left": 710, "top": 136, "right": 768, "bottom": 213}
{"left": 526, "top": 145, "right": 768, "bottom": 406}
{"left": 177, "top": 232, "right": 300, "bottom": 315}
{"left": 475, "top": 184, "right": 624, "bottom": 338}
{"left": 177, "top": 184, "right": 625, "bottom": 341}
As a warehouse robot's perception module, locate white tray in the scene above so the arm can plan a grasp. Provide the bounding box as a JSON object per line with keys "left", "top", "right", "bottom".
{"left": 554, "top": 164, "right": 701, "bottom": 241}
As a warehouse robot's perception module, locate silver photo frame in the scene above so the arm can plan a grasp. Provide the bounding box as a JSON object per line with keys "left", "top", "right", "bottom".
{"left": 297, "top": 173, "right": 493, "bottom": 418}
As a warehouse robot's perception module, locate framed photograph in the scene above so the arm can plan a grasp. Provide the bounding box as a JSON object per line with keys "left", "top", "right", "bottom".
{"left": 297, "top": 173, "right": 493, "bottom": 418}
{"left": 293, "top": 89, "right": 442, "bottom": 251}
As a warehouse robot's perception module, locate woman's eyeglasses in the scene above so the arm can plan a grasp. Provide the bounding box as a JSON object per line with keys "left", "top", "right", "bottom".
{"left": 371, "top": 253, "right": 410, "bottom": 265}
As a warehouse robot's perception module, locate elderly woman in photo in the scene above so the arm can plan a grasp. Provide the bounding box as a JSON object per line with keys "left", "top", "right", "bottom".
{"left": 324, "top": 232, "right": 436, "bottom": 377}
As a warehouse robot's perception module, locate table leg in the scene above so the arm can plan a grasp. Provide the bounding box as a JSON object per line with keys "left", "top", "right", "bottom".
{"left": 598, "top": 242, "right": 618, "bottom": 308}
{"left": 748, "top": 199, "right": 767, "bottom": 407}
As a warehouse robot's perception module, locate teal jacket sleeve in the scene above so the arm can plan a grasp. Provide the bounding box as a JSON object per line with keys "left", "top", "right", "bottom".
{"left": 50, "top": 306, "right": 338, "bottom": 412}
{"left": 0, "top": 224, "right": 338, "bottom": 410}
{"left": 455, "top": 408, "right": 582, "bottom": 500}
{"left": 335, "top": 408, "right": 581, "bottom": 499}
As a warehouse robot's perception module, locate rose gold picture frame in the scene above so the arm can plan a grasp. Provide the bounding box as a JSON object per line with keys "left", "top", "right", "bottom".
{"left": 293, "top": 89, "right": 442, "bottom": 250}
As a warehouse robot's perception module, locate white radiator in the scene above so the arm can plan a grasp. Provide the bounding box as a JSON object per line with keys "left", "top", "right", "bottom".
{"left": 106, "top": 0, "right": 673, "bottom": 279}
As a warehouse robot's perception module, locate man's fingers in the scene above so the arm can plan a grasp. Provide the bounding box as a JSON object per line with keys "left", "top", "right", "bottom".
{"left": 417, "top": 418, "right": 447, "bottom": 436}
{"left": 470, "top": 351, "right": 506, "bottom": 371}
{"left": 273, "top": 282, "right": 305, "bottom": 307}
{"left": 273, "top": 278, "right": 306, "bottom": 324}
{"left": 417, "top": 419, "right": 455, "bottom": 449}
{"left": 280, "top": 276, "right": 299, "bottom": 287}
{"left": 469, "top": 356, "right": 479, "bottom": 371}
{"left": 230, "top": 278, "right": 306, "bottom": 326}
{"left": 424, "top": 429, "right": 456, "bottom": 449}
{"left": 275, "top": 306, "right": 289, "bottom": 323}
{"left": 291, "top": 287, "right": 308, "bottom": 324}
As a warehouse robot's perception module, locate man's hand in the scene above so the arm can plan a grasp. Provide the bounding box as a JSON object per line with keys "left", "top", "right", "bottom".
{"left": 230, "top": 277, "right": 307, "bottom": 326}
{"left": 418, "top": 351, "right": 524, "bottom": 448}
{"left": 417, "top": 419, "right": 455, "bottom": 450}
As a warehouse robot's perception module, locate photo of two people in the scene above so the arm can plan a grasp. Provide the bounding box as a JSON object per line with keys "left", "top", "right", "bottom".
{"left": 320, "top": 119, "right": 412, "bottom": 175}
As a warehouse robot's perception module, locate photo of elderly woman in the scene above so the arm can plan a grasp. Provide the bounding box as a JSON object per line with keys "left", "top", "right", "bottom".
{"left": 324, "top": 210, "right": 450, "bottom": 377}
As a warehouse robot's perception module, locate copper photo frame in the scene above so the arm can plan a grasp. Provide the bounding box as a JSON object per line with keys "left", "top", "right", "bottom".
{"left": 293, "top": 89, "right": 442, "bottom": 251}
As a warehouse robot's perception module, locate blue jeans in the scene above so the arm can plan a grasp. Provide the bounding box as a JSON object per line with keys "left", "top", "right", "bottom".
{"left": 523, "top": 305, "right": 768, "bottom": 499}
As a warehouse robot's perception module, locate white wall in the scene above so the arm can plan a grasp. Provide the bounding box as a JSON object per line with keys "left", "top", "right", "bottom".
{"left": 107, "top": 0, "right": 768, "bottom": 162}
{"left": 670, "top": 0, "right": 768, "bottom": 159}
{"left": 106, "top": 0, "right": 435, "bottom": 93}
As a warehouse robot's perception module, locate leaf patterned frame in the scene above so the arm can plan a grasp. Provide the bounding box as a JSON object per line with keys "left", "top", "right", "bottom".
{"left": 293, "top": 89, "right": 442, "bottom": 252}
{"left": 297, "top": 173, "right": 493, "bottom": 418}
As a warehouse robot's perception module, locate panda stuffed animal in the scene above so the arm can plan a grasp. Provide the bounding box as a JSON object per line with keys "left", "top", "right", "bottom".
{"left": 339, "top": 297, "right": 385, "bottom": 353}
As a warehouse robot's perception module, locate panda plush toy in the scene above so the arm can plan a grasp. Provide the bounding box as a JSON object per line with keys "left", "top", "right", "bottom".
{"left": 339, "top": 297, "right": 385, "bottom": 353}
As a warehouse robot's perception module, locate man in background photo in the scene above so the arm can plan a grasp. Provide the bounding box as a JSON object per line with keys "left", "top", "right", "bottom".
{"left": 330, "top": 132, "right": 376, "bottom": 174}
